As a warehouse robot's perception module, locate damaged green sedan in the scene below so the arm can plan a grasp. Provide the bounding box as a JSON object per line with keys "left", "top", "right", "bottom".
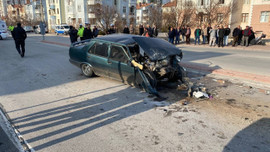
{"left": 69, "top": 34, "right": 187, "bottom": 96}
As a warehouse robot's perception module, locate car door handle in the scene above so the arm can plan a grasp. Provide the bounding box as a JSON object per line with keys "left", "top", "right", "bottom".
{"left": 108, "top": 61, "right": 112, "bottom": 64}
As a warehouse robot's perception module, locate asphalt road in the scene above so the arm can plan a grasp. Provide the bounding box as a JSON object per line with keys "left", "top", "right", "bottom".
{"left": 0, "top": 34, "right": 269, "bottom": 152}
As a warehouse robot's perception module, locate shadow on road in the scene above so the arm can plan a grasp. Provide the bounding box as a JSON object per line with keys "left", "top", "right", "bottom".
{"left": 10, "top": 86, "right": 176, "bottom": 151}
{"left": 223, "top": 118, "right": 270, "bottom": 152}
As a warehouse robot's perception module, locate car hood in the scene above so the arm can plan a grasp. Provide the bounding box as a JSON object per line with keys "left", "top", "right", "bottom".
{"left": 132, "top": 37, "right": 181, "bottom": 61}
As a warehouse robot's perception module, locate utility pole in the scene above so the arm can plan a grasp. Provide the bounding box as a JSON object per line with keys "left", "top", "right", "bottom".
{"left": 40, "top": 0, "right": 45, "bottom": 40}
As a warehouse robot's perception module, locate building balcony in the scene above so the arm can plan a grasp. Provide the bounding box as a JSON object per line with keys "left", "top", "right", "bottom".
{"left": 35, "top": 9, "right": 41, "bottom": 14}
{"left": 88, "top": 13, "right": 95, "bottom": 18}
{"left": 88, "top": 0, "right": 101, "bottom": 5}
{"left": 49, "top": 4, "right": 55, "bottom": 10}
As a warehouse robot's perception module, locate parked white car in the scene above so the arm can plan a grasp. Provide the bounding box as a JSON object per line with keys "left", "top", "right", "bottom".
{"left": 0, "top": 20, "right": 9, "bottom": 40}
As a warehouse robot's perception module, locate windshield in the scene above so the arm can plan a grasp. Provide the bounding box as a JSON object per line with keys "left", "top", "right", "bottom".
{"left": 132, "top": 37, "right": 181, "bottom": 61}
{"left": 64, "top": 26, "right": 69, "bottom": 29}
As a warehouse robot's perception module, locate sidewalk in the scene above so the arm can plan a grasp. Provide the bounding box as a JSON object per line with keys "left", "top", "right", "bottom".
{"left": 0, "top": 105, "right": 24, "bottom": 152}
{"left": 178, "top": 43, "right": 270, "bottom": 51}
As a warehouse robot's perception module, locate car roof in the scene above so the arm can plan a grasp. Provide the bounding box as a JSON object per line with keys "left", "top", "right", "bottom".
{"left": 95, "top": 34, "right": 141, "bottom": 45}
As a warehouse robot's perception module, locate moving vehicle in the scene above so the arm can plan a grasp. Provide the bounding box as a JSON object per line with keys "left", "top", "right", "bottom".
{"left": 69, "top": 34, "right": 187, "bottom": 95}
{"left": 0, "top": 20, "right": 8, "bottom": 40}
{"left": 55, "top": 25, "right": 70, "bottom": 35}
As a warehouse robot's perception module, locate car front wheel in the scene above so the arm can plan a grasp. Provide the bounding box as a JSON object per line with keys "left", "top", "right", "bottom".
{"left": 81, "top": 64, "right": 93, "bottom": 77}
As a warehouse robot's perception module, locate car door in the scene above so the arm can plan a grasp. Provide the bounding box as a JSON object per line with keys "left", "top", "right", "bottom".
{"left": 86, "top": 41, "right": 110, "bottom": 77}
{"left": 108, "top": 44, "right": 135, "bottom": 84}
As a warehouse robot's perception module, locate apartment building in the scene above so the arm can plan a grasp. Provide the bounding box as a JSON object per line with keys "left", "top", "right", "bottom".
{"left": 46, "top": 0, "right": 66, "bottom": 31}
{"left": 136, "top": 2, "right": 153, "bottom": 25}
{"left": 0, "top": 0, "right": 8, "bottom": 18}
{"left": 230, "top": 0, "right": 270, "bottom": 37}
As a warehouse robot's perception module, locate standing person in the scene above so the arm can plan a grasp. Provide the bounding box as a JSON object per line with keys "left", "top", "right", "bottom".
{"left": 181, "top": 26, "right": 186, "bottom": 42}
{"left": 123, "top": 25, "right": 130, "bottom": 34}
{"left": 242, "top": 26, "right": 251, "bottom": 47}
{"left": 142, "top": 27, "right": 150, "bottom": 37}
{"left": 168, "top": 27, "right": 175, "bottom": 44}
{"left": 77, "top": 24, "right": 85, "bottom": 41}
{"left": 194, "top": 26, "right": 201, "bottom": 45}
{"left": 12, "top": 23, "right": 27, "bottom": 57}
{"left": 175, "top": 27, "right": 181, "bottom": 44}
{"left": 129, "top": 24, "right": 135, "bottom": 34}
{"left": 152, "top": 25, "right": 158, "bottom": 37}
{"left": 93, "top": 26, "right": 99, "bottom": 38}
{"left": 68, "top": 26, "right": 78, "bottom": 43}
{"left": 218, "top": 25, "right": 225, "bottom": 47}
{"left": 248, "top": 27, "right": 255, "bottom": 45}
{"left": 232, "top": 25, "right": 240, "bottom": 47}
{"left": 202, "top": 25, "right": 208, "bottom": 44}
{"left": 216, "top": 25, "right": 220, "bottom": 45}
{"left": 146, "top": 24, "right": 153, "bottom": 37}
{"left": 107, "top": 24, "right": 116, "bottom": 34}
{"left": 209, "top": 26, "right": 217, "bottom": 47}
{"left": 224, "top": 25, "right": 231, "bottom": 46}
{"left": 139, "top": 24, "right": 144, "bottom": 35}
{"left": 238, "top": 26, "right": 243, "bottom": 45}
{"left": 207, "top": 24, "right": 212, "bottom": 44}
{"left": 185, "top": 26, "right": 191, "bottom": 44}
{"left": 83, "top": 23, "right": 93, "bottom": 40}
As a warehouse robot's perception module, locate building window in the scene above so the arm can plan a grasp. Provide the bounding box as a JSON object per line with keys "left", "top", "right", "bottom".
{"left": 217, "top": 13, "right": 223, "bottom": 22}
{"left": 123, "top": 6, "right": 126, "bottom": 13}
{"left": 58, "top": 19, "right": 60, "bottom": 24}
{"left": 244, "top": 0, "right": 249, "bottom": 4}
{"left": 260, "top": 11, "right": 269, "bottom": 22}
{"left": 57, "top": 8, "right": 59, "bottom": 14}
{"left": 219, "top": 0, "right": 224, "bottom": 4}
{"left": 241, "top": 13, "right": 249, "bottom": 22}
{"left": 78, "top": 5, "right": 81, "bottom": 12}
{"left": 114, "top": 0, "right": 117, "bottom": 5}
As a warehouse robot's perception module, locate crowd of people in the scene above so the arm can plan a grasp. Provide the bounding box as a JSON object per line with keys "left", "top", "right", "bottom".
{"left": 68, "top": 23, "right": 160, "bottom": 43}
{"left": 167, "top": 25, "right": 256, "bottom": 47}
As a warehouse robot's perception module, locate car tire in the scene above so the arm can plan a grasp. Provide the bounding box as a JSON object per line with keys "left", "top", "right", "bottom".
{"left": 0, "top": 35, "right": 2, "bottom": 40}
{"left": 81, "top": 64, "right": 93, "bottom": 77}
{"left": 143, "top": 69, "right": 157, "bottom": 89}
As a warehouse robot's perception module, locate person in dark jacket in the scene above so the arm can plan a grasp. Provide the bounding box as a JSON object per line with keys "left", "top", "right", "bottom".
{"left": 248, "top": 27, "right": 255, "bottom": 45}
{"left": 181, "top": 26, "right": 186, "bottom": 42}
{"left": 152, "top": 25, "right": 158, "bottom": 37}
{"left": 238, "top": 26, "right": 243, "bottom": 45}
{"left": 93, "top": 26, "right": 99, "bottom": 37}
{"left": 83, "top": 23, "right": 93, "bottom": 40}
{"left": 175, "top": 27, "right": 181, "bottom": 44}
{"left": 107, "top": 25, "right": 116, "bottom": 34}
{"left": 194, "top": 26, "right": 201, "bottom": 45}
{"left": 242, "top": 26, "right": 251, "bottom": 47}
{"left": 185, "top": 26, "right": 191, "bottom": 44}
{"left": 168, "top": 27, "right": 175, "bottom": 44}
{"left": 123, "top": 25, "right": 130, "bottom": 34}
{"left": 69, "top": 26, "right": 78, "bottom": 43}
{"left": 232, "top": 25, "right": 240, "bottom": 47}
{"left": 12, "top": 23, "right": 27, "bottom": 57}
{"left": 224, "top": 25, "right": 231, "bottom": 46}
{"left": 139, "top": 24, "right": 144, "bottom": 35}
{"left": 146, "top": 24, "right": 153, "bottom": 37}
{"left": 218, "top": 25, "right": 225, "bottom": 47}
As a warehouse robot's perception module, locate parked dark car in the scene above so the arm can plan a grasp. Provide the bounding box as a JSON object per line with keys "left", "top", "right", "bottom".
{"left": 69, "top": 34, "right": 187, "bottom": 95}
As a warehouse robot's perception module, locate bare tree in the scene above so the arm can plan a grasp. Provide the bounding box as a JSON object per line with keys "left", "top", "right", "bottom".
{"left": 162, "top": 0, "right": 196, "bottom": 30}
{"left": 197, "top": 0, "right": 235, "bottom": 26}
{"left": 148, "top": 4, "right": 162, "bottom": 28}
{"left": 93, "top": 4, "right": 118, "bottom": 32}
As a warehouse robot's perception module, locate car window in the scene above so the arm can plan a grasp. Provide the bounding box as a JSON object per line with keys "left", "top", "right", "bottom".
{"left": 110, "top": 45, "right": 128, "bottom": 63}
{"left": 89, "top": 42, "right": 108, "bottom": 57}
